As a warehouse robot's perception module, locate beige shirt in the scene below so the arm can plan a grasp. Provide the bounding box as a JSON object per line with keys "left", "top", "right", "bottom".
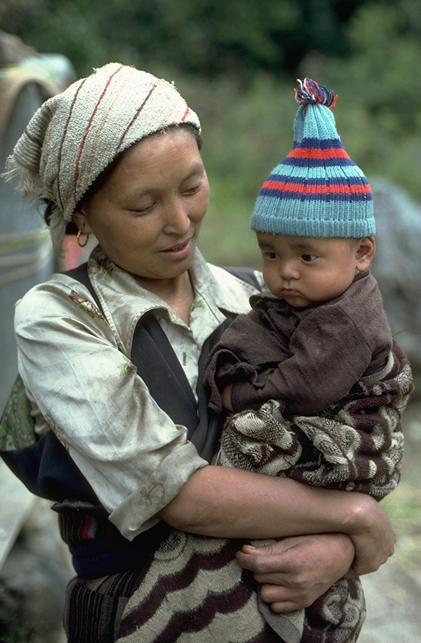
{"left": 14, "top": 246, "right": 261, "bottom": 540}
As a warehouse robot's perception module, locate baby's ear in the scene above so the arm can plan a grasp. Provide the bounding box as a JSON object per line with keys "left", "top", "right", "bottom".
{"left": 355, "top": 236, "right": 376, "bottom": 272}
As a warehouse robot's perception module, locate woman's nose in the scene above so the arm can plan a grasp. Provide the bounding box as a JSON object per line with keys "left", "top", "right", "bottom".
{"left": 164, "top": 198, "right": 190, "bottom": 234}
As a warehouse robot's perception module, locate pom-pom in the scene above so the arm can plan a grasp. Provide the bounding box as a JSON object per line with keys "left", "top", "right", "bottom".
{"left": 294, "top": 78, "right": 338, "bottom": 109}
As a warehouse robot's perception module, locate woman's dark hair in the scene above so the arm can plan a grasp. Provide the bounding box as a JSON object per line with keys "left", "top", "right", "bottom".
{"left": 44, "top": 123, "right": 202, "bottom": 235}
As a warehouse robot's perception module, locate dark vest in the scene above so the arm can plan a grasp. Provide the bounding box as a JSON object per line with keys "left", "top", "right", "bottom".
{"left": 2, "top": 264, "right": 259, "bottom": 577}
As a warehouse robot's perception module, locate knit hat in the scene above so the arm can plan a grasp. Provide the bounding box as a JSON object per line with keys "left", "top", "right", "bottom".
{"left": 3, "top": 62, "right": 201, "bottom": 253}
{"left": 251, "top": 78, "right": 375, "bottom": 238}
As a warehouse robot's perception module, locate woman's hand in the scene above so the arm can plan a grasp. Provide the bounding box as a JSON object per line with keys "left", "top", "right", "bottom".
{"left": 344, "top": 495, "right": 396, "bottom": 575}
{"left": 236, "top": 534, "right": 354, "bottom": 612}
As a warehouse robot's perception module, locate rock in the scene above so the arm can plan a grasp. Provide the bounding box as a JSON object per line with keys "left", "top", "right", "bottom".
{"left": 0, "top": 31, "right": 37, "bottom": 66}
{"left": 0, "top": 499, "right": 72, "bottom": 643}
{"left": 360, "top": 559, "right": 421, "bottom": 642}
{"left": 372, "top": 178, "right": 421, "bottom": 369}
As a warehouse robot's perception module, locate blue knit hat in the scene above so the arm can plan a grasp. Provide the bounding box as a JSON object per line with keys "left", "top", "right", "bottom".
{"left": 251, "top": 78, "right": 375, "bottom": 238}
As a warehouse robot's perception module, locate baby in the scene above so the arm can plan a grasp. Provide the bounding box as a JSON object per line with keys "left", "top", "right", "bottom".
{"left": 205, "top": 78, "right": 392, "bottom": 421}
{"left": 204, "top": 78, "right": 413, "bottom": 643}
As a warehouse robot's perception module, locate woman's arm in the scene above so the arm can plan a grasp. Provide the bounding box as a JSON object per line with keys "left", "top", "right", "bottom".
{"left": 16, "top": 276, "right": 394, "bottom": 571}
{"left": 158, "top": 464, "right": 395, "bottom": 573}
{"left": 14, "top": 279, "right": 209, "bottom": 541}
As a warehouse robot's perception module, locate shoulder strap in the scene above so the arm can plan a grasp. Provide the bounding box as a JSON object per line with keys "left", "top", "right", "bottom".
{"left": 66, "top": 263, "right": 200, "bottom": 431}
{"left": 66, "top": 262, "right": 98, "bottom": 303}
{"left": 0, "top": 261, "right": 259, "bottom": 574}
{"left": 1, "top": 263, "right": 260, "bottom": 492}
{"left": 224, "top": 266, "right": 261, "bottom": 290}
{"left": 64, "top": 263, "right": 261, "bottom": 457}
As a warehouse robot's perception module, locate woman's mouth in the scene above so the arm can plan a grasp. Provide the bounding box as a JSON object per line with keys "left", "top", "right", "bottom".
{"left": 161, "top": 237, "right": 194, "bottom": 258}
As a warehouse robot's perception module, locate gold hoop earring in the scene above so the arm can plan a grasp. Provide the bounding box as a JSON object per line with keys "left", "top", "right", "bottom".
{"left": 77, "top": 229, "right": 90, "bottom": 248}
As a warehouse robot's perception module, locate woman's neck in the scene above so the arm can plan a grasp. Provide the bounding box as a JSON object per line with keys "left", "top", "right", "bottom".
{"left": 136, "top": 271, "right": 195, "bottom": 322}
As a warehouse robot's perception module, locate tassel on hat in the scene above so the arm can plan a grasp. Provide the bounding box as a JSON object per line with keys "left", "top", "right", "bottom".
{"left": 251, "top": 77, "right": 375, "bottom": 238}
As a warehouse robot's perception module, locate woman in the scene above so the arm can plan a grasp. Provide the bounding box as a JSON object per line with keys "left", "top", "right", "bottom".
{"left": 3, "top": 63, "right": 394, "bottom": 642}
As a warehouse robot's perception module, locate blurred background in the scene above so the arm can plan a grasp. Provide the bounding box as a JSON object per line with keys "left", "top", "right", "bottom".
{"left": 2, "top": 0, "right": 421, "bottom": 263}
{"left": 0, "top": 1, "right": 420, "bottom": 641}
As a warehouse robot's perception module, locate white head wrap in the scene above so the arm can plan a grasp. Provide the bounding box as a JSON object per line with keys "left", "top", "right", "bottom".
{"left": 3, "top": 62, "right": 201, "bottom": 253}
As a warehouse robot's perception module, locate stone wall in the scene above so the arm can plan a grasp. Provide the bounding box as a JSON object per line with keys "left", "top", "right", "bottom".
{"left": 372, "top": 178, "right": 421, "bottom": 371}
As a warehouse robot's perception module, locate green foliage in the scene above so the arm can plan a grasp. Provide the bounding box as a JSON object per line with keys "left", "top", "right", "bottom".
{"left": 382, "top": 478, "right": 421, "bottom": 575}
{"left": 325, "top": 1, "right": 421, "bottom": 135}
{"left": 0, "top": 0, "right": 365, "bottom": 78}
{"left": 0, "top": 623, "right": 36, "bottom": 643}
{"left": 1, "top": 0, "right": 421, "bottom": 264}
{"left": 306, "top": 1, "right": 421, "bottom": 211}
{"left": 185, "top": 74, "right": 297, "bottom": 265}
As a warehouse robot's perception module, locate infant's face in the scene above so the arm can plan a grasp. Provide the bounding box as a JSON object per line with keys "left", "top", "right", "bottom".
{"left": 256, "top": 233, "right": 374, "bottom": 308}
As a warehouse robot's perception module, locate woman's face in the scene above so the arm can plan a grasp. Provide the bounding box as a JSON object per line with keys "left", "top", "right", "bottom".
{"left": 76, "top": 128, "right": 209, "bottom": 281}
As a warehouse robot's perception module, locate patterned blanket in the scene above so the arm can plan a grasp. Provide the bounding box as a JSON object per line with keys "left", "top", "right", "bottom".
{"left": 117, "top": 343, "right": 413, "bottom": 643}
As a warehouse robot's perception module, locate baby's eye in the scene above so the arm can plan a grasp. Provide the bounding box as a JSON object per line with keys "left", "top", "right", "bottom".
{"left": 301, "top": 254, "right": 318, "bottom": 263}
{"left": 262, "top": 250, "right": 277, "bottom": 260}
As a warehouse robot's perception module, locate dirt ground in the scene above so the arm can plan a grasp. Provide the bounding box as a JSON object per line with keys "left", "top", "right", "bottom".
{"left": 361, "top": 559, "right": 421, "bottom": 642}
{"left": 360, "top": 397, "right": 421, "bottom": 643}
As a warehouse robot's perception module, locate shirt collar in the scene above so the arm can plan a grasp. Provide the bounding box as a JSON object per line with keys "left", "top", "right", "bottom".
{"left": 86, "top": 245, "right": 257, "bottom": 351}
{"left": 189, "top": 249, "right": 260, "bottom": 316}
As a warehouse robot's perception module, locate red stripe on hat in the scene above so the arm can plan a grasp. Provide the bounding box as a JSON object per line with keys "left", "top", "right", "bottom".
{"left": 117, "top": 84, "right": 157, "bottom": 149}
{"left": 287, "top": 147, "right": 351, "bottom": 159}
{"left": 181, "top": 106, "right": 190, "bottom": 121}
{"left": 74, "top": 64, "right": 124, "bottom": 192}
{"left": 263, "top": 180, "right": 372, "bottom": 195}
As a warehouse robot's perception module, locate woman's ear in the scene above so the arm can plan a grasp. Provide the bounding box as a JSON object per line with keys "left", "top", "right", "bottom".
{"left": 355, "top": 237, "right": 376, "bottom": 272}
{"left": 72, "top": 209, "right": 92, "bottom": 234}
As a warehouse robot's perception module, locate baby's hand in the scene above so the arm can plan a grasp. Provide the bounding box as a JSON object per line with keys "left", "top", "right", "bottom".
{"left": 221, "top": 384, "right": 233, "bottom": 411}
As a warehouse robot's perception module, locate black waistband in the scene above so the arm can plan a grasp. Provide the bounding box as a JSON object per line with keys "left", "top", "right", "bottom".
{"left": 58, "top": 509, "right": 171, "bottom": 578}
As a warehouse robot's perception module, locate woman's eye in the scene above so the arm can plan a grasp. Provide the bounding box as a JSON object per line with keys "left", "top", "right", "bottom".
{"left": 301, "top": 254, "right": 318, "bottom": 263}
{"left": 183, "top": 184, "right": 201, "bottom": 196}
{"left": 129, "top": 202, "right": 155, "bottom": 215}
{"left": 262, "top": 251, "right": 277, "bottom": 260}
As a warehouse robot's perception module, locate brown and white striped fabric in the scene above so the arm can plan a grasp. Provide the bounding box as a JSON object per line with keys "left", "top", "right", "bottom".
{"left": 117, "top": 532, "right": 286, "bottom": 643}
{"left": 110, "top": 341, "right": 411, "bottom": 643}
{"left": 64, "top": 534, "right": 283, "bottom": 643}
{"left": 3, "top": 62, "right": 200, "bottom": 253}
